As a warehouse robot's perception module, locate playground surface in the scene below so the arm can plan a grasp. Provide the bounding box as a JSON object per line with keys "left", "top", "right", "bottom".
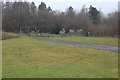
{"left": 34, "top": 37, "right": 119, "bottom": 52}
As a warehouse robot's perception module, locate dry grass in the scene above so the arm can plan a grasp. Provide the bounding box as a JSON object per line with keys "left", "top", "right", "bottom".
{"left": 2, "top": 32, "right": 19, "bottom": 40}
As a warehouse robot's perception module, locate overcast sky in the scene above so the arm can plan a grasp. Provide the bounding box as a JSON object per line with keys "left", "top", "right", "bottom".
{"left": 5, "top": 0, "right": 118, "bottom": 15}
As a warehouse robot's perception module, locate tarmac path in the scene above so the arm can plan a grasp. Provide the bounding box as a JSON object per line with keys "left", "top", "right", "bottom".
{"left": 34, "top": 37, "right": 119, "bottom": 52}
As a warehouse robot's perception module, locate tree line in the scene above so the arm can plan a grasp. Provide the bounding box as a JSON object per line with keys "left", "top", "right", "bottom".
{"left": 2, "top": 1, "right": 119, "bottom": 37}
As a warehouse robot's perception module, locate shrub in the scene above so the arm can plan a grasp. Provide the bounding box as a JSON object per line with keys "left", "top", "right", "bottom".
{"left": 86, "top": 25, "right": 118, "bottom": 37}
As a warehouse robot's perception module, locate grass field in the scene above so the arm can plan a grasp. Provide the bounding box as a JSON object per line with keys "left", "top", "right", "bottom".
{"left": 48, "top": 36, "right": 119, "bottom": 46}
{"left": 22, "top": 33, "right": 119, "bottom": 46}
{"left": 2, "top": 37, "right": 118, "bottom": 78}
{"left": 22, "top": 33, "right": 60, "bottom": 37}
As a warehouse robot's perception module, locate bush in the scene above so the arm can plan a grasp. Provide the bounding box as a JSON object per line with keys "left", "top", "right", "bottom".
{"left": 86, "top": 25, "right": 118, "bottom": 37}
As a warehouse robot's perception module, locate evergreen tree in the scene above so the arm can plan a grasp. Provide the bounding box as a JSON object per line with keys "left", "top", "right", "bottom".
{"left": 89, "top": 5, "right": 100, "bottom": 25}
{"left": 38, "top": 2, "right": 46, "bottom": 11}
{"left": 47, "top": 6, "right": 52, "bottom": 12}
{"left": 30, "top": 2, "right": 36, "bottom": 14}
{"left": 66, "top": 6, "right": 75, "bottom": 17}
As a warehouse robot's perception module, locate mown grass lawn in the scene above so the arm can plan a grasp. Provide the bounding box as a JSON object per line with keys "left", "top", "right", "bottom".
{"left": 48, "top": 36, "right": 119, "bottom": 46}
{"left": 26, "top": 33, "right": 119, "bottom": 46}
{"left": 2, "top": 37, "right": 118, "bottom": 78}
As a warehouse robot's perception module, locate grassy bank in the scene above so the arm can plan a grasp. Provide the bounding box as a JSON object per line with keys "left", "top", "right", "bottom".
{"left": 2, "top": 37, "right": 118, "bottom": 78}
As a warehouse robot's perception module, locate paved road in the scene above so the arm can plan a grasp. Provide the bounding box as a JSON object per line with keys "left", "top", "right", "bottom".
{"left": 34, "top": 37, "right": 119, "bottom": 52}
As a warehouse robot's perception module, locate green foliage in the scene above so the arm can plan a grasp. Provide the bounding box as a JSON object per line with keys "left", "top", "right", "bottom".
{"left": 89, "top": 5, "right": 101, "bottom": 25}
{"left": 30, "top": 2, "right": 36, "bottom": 13}
{"left": 66, "top": 6, "right": 75, "bottom": 17}
{"left": 47, "top": 6, "right": 52, "bottom": 11}
{"left": 38, "top": 2, "right": 46, "bottom": 11}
